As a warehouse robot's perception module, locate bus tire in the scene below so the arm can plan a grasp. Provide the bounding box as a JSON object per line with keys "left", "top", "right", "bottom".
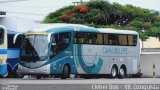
{"left": 17, "top": 74, "right": 24, "bottom": 78}
{"left": 36, "top": 75, "right": 41, "bottom": 79}
{"left": 61, "top": 65, "right": 70, "bottom": 79}
{"left": 16, "top": 70, "right": 24, "bottom": 78}
{"left": 118, "top": 66, "right": 126, "bottom": 79}
{"left": 111, "top": 66, "right": 118, "bottom": 78}
{"left": 6, "top": 65, "right": 12, "bottom": 78}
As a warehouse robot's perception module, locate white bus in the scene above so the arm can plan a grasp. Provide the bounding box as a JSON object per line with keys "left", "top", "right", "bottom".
{"left": 17, "top": 24, "right": 141, "bottom": 79}
{"left": 98, "top": 28, "right": 141, "bottom": 78}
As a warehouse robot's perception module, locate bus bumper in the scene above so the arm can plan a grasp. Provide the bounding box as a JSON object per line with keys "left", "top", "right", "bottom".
{"left": 0, "top": 64, "right": 7, "bottom": 75}
{"left": 17, "top": 64, "right": 51, "bottom": 75}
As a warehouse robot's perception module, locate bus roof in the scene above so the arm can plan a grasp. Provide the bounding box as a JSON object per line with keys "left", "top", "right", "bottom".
{"left": 98, "top": 28, "right": 138, "bottom": 35}
{"left": 26, "top": 23, "right": 138, "bottom": 35}
{"left": 28, "top": 23, "right": 90, "bottom": 32}
{"left": 0, "top": 25, "right": 6, "bottom": 29}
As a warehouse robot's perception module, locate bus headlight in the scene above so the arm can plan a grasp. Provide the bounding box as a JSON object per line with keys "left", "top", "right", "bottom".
{"left": 46, "top": 64, "right": 50, "bottom": 69}
{"left": 50, "top": 63, "right": 56, "bottom": 70}
{"left": 43, "top": 64, "right": 50, "bottom": 69}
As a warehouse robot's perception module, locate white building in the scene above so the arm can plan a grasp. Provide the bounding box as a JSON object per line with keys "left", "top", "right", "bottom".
{"left": 0, "top": 15, "right": 39, "bottom": 32}
{"left": 140, "top": 37, "right": 160, "bottom": 48}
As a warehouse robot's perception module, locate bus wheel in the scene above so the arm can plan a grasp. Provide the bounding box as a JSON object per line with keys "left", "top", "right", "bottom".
{"left": 16, "top": 70, "right": 24, "bottom": 78}
{"left": 61, "top": 65, "right": 70, "bottom": 79}
{"left": 36, "top": 76, "right": 41, "bottom": 79}
{"left": 111, "top": 66, "right": 118, "bottom": 78}
{"left": 119, "top": 67, "right": 126, "bottom": 79}
{"left": 16, "top": 73, "right": 24, "bottom": 78}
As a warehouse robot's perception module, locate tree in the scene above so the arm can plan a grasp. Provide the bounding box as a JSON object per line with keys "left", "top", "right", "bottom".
{"left": 43, "top": 0, "right": 160, "bottom": 40}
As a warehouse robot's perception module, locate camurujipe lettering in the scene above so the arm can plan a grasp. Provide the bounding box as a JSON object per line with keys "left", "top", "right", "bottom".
{"left": 102, "top": 47, "right": 128, "bottom": 55}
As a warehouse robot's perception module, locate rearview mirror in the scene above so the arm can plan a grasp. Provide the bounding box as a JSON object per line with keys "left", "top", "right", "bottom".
{"left": 13, "top": 33, "right": 23, "bottom": 44}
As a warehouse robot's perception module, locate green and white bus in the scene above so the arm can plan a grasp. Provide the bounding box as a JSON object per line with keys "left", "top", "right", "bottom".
{"left": 17, "top": 24, "right": 141, "bottom": 79}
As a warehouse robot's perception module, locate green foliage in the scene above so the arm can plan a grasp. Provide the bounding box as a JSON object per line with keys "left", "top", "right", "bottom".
{"left": 147, "top": 27, "right": 160, "bottom": 37}
{"left": 43, "top": 0, "right": 160, "bottom": 41}
{"left": 128, "top": 19, "right": 143, "bottom": 29}
{"left": 137, "top": 31, "right": 148, "bottom": 41}
{"left": 43, "top": 5, "right": 76, "bottom": 23}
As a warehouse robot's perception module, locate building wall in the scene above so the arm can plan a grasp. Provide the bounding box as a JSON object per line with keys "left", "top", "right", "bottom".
{"left": 0, "top": 16, "right": 39, "bottom": 32}
{"left": 140, "top": 37, "right": 160, "bottom": 48}
{"left": 140, "top": 54, "right": 160, "bottom": 78}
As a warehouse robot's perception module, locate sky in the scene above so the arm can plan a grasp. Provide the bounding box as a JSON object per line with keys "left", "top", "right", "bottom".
{"left": 0, "top": 0, "right": 160, "bottom": 21}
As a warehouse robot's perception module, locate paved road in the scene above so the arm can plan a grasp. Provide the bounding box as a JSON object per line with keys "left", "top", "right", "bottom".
{"left": 0, "top": 78, "right": 160, "bottom": 90}
{"left": 1, "top": 78, "right": 160, "bottom": 84}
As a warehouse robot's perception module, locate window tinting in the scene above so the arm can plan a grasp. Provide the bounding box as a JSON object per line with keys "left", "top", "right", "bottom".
{"left": 74, "top": 32, "right": 137, "bottom": 46}
{"left": 128, "top": 35, "right": 137, "bottom": 46}
{"left": 51, "top": 32, "right": 71, "bottom": 57}
{"left": 119, "top": 35, "right": 128, "bottom": 46}
{"left": 74, "top": 32, "right": 103, "bottom": 44}
{"left": 0, "top": 28, "right": 4, "bottom": 44}
{"left": 103, "top": 34, "right": 108, "bottom": 44}
{"left": 54, "top": 32, "right": 71, "bottom": 51}
{"left": 20, "top": 35, "right": 48, "bottom": 61}
{"left": 97, "top": 34, "right": 103, "bottom": 44}
{"left": 74, "top": 32, "right": 88, "bottom": 44}
{"left": 8, "top": 34, "right": 14, "bottom": 48}
{"left": 15, "top": 35, "right": 24, "bottom": 48}
{"left": 8, "top": 34, "right": 24, "bottom": 48}
{"left": 108, "top": 34, "right": 119, "bottom": 45}
{"left": 88, "top": 33, "right": 103, "bottom": 44}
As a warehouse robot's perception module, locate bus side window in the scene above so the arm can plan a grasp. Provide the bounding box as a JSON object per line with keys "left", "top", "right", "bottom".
{"left": 74, "top": 32, "right": 87, "bottom": 44}
{"left": 88, "top": 33, "right": 103, "bottom": 44}
{"left": 108, "top": 34, "right": 119, "bottom": 45}
{"left": 88, "top": 33, "right": 97, "bottom": 44}
{"left": 50, "top": 35, "right": 57, "bottom": 57}
{"left": 58, "top": 33, "right": 71, "bottom": 51}
{"left": 51, "top": 32, "right": 71, "bottom": 58}
{"left": 0, "top": 29, "right": 4, "bottom": 44}
{"left": 128, "top": 35, "right": 137, "bottom": 46}
{"left": 133, "top": 35, "right": 137, "bottom": 46}
{"left": 97, "top": 33, "right": 103, "bottom": 44}
{"left": 103, "top": 34, "right": 108, "bottom": 44}
{"left": 15, "top": 35, "right": 24, "bottom": 48}
{"left": 8, "top": 34, "right": 14, "bottom": 48}
{"left": 119, "top": 35, "right": 128, "bottom": 46}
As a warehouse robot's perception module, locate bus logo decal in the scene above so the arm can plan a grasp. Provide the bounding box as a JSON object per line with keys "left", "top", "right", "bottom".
{"left": 74, "top": 44, "right": 103, "bottom": 74}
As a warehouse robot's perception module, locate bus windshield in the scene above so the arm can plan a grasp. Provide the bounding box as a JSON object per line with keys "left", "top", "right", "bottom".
{"left": 20, "top": 35, "right": 48, "bottom": 61}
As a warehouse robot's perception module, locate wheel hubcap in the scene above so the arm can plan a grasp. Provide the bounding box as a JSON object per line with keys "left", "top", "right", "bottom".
{"left": 120, "top": 68, "right": 125, "bottom": 76}
{"left": 112, "top": 68, "right": 116, "bottom": 77}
